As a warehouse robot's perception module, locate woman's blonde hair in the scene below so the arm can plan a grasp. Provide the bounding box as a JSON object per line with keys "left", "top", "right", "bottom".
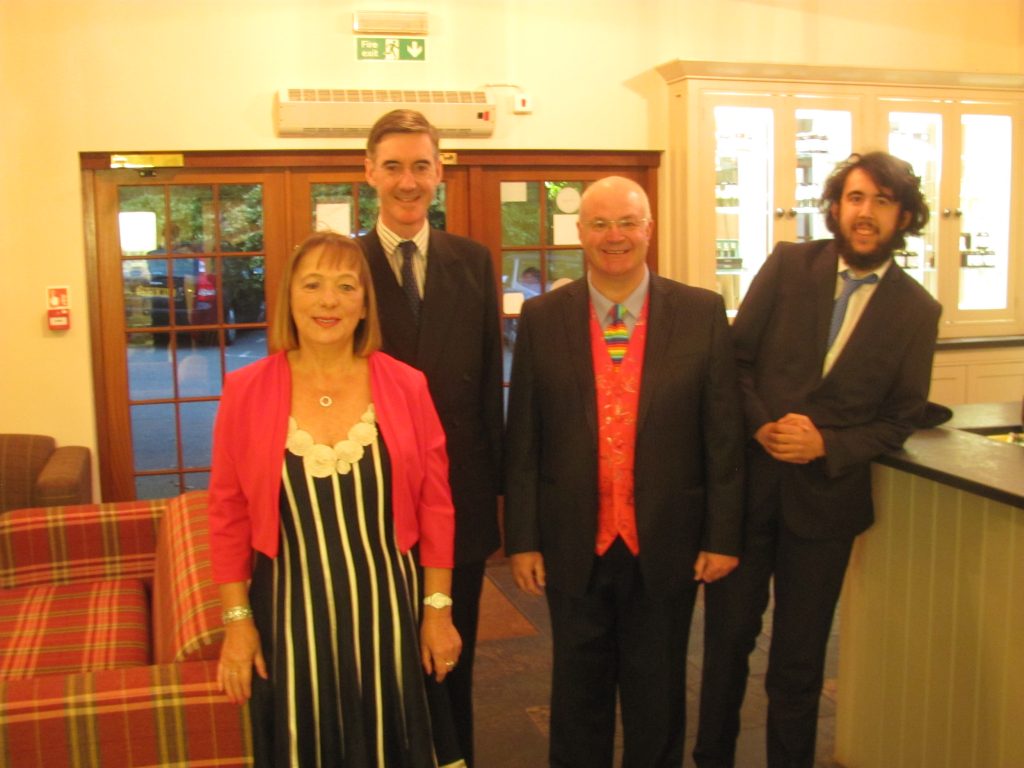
{"left": 269, "top": 232, "right": 382, "bottom": 356}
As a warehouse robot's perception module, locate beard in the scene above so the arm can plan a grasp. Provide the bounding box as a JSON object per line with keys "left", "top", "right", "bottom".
{"left": 834, "top": 229, "right": 902, "bottom": 272}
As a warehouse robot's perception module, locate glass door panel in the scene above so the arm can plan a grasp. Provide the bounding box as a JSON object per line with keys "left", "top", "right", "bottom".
{"left": 889, "top": 111, "right": 942, "bottom": 297}
{"left": 714, "top": 105, "right": 773, "bottom": 314}
{"left": 118, "top": 181, "right": 270, "bottom": 498}
{"left": 498, "top": 179, "right": 588, "bottom": 381}
{"left": 958, "top": 114, "right": 1012, "bottom": 310}
{"left": 500, "top": 180, "right": 585, "bottom": 292}
{"left": 793, "top": 109, "right": 852, "bottom": 242}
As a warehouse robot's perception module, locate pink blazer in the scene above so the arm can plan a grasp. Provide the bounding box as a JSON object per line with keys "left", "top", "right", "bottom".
{"left": 208, "top": 351, "right": 455, "bottom": 583}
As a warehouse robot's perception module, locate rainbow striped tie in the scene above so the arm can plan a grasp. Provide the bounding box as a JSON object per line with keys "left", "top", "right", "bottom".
{"left": 604, "top": 304, "right": 628, "bottom": 364}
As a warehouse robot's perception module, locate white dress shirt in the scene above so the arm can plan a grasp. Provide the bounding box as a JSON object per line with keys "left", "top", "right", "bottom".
{"left": 822, "top": 257, "right": 891, "bottom": 377}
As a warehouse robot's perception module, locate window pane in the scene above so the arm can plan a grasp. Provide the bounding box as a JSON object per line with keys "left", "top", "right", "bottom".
{"left": 715, "top": 106, "right": 774, "bottom": 314}
{"left": 501, "top": 181, "right": 540, "bottom": 246}
{"left": 162, "top": 258, "right": 196, "bottom": 328}
{"left": 548, "top": 250, "right": 585, "bottom": 287}
{"left": 175, "top": 338, "right": 223, "bottom": 397}
{"left": 227, "top": 329, "right": 268, "bottom": 373}
{"left": 223, "top": 256, "right": 266, "bottom": 324}
{"left": 959, "top": 114, "right": 1011, "bottom": 310}
{"left": 131, "top": 403, "right": 177, "bottom": 471}
{"left": 889, "top": 112, "right": 942, "bottom": 297}
{"left": 127, "top": 335, "right": 173, "bottom": 400}
{"left": 135, "top": 474, "right": 182, "bottom": 500}
{"left": 220, "top": 184, "right": 264, "bottom": 252}
{"left": 546, "top": 182, "right": 584, "bottom": 246}
{"left": 123, "top": 259, "right": 159, "bottom": 328}
{"left": 175, "top": 257, "right": 217, "bottom": 328}
{"left": 124, "top": 258, "right": 172, "bottom": 329}
{"left": 119, "top": 188, "right": 164, "bottom": 255}
{"left": 183, "top": 472, "right": 210, "bottom": 492}
{"left": 169, "top": 186, "right": 213, "bottom": 253}
{"left": 180, "top": 401, "right": 218, "bottom": 468}
{"left": 428, "top": 182, "right": 447, "bottom": 231}
{"left": 359, "top": 186, "right": 379, "bottom": 235}
{"left": 502, "top": 251, "right": 541, "bottom": 302}
{"left": 794, "top": 109, "right": 852, "bottom": 242}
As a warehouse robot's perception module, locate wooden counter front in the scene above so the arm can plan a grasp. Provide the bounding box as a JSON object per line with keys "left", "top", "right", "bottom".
{"left": 835, "top": 406, "right": 1023, "bottom": 767}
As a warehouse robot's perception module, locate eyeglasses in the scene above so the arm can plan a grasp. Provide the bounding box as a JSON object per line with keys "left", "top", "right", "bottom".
{"left": 582, "top": 217, "right": 650, "bottom": 233}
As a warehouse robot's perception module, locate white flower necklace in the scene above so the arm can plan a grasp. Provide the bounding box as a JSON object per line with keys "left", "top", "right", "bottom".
{"left": 286, "top": 404, "right": 378, "bottom": 477}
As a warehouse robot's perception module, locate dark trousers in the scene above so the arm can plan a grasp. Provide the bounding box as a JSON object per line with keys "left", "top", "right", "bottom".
{"left": 546, "top": 539, "right": 697, "bottom": 768}
{"left": 694, "top": 488, "right": 853, "bottom": 768}
{"left": 447, "top": 559, "right": 486, "bottom": 766}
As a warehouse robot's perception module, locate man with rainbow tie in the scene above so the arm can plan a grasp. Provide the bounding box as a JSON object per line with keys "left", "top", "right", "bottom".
{"left": 504, "top": 175, "right": 745, "bottom": 767}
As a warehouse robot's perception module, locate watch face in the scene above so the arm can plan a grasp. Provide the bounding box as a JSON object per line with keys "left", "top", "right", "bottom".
{"left": 424, "top": 592, "right": 452, "bottom": 609}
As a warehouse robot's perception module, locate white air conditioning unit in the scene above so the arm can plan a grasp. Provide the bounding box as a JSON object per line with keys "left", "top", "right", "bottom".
{"left": 274, "top": 89, "right": 496, "bottom": 138}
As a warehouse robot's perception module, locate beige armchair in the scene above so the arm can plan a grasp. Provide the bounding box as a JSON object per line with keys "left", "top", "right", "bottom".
{"left": 0, "top": 433, "right": 91, "bottom": 512}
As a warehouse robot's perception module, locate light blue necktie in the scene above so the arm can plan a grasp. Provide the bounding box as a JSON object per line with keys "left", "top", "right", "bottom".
{"left": 827, "top": 271, "right": 878, "bottom": 350}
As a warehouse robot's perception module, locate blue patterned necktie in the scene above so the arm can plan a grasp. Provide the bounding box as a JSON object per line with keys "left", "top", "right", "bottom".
{"left": 827, "top": 270, "right": 878, "bottom": 350}
{"left": 398, "top": 240, "right": 421, "bottom": 322}
{"left": 604, "top": 304, "right": 628, "bottom": 364}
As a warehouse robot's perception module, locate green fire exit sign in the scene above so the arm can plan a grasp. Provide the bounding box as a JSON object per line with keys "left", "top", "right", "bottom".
{"left": 357, "top": 37, "right": 427, "bottom": 61}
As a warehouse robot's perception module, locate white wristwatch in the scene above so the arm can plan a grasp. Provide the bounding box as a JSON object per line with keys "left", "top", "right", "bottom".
{"left": 423, "top": 592, "right": 453, "bottom": 609}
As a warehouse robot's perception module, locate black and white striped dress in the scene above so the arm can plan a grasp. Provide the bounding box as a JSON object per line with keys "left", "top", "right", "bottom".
{"left": 248, "top": 406, "right": 439, "bottom": 767}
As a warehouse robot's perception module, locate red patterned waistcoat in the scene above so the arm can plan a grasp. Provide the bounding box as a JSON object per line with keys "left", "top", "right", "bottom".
{"left": 589, "top": 298, "right": 649, "bottom": 556}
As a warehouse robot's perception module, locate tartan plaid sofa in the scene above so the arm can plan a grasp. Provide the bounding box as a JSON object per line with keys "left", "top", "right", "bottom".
{"left": 0, "top": 491, "right": 251, "bottom": 766}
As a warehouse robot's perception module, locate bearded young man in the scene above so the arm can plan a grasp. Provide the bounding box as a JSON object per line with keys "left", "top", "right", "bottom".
{"left": 694, "top": 152, "right": 942, "bottom": 768}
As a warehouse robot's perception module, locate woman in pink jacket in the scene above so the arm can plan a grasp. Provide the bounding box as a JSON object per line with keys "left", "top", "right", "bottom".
{"left": 209, "top": 232, "right": 463, "bottom": 767}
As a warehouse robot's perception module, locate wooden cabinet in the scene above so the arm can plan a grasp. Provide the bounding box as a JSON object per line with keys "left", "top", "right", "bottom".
{"left": 882, "top": 95, "right": 1020, "bottom": 336}
{"left": 931, "top": 346, "right": 1024, "bottom": 405}
{"left": 658, "top": 61, "right": 1024, "bottom": 339}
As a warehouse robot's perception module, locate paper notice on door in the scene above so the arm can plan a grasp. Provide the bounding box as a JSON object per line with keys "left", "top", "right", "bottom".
{"left": 316, "top": 203, "right": 352, "bottom": 235}
{"left": 553, "top": 214, "right": 580, "bottom": 246}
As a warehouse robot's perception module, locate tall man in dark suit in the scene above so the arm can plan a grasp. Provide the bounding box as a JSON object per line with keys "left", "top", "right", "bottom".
{"left": 504, "top": 176, "right": 745, "bottom": 767}
{"left": 359, "top": 109, "right": 503, "bottom": 766}
{"left": 694, "top": 152, "right": 942, "bottom": 768}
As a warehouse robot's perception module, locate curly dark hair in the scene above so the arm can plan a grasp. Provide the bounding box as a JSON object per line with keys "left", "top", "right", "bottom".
{"left": 820, "top": 152, "right": 930, "bottom": 251}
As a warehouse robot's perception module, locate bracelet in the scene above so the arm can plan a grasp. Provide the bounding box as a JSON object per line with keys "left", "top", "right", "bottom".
{"left": 222, "top": 605, "right": 254, "bottom": 624}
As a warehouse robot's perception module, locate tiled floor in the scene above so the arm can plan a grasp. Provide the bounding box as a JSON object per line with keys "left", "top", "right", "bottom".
{"left": 472, "top": 561, "right": 842, "bottom": 767}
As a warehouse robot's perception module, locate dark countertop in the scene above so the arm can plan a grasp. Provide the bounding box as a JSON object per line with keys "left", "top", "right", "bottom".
{"left": 943, "top": 400, "right": 1021, "bottom": 433}
{"left": 935, "top": 335, "right": 1024, "bottom": 351}
{"left": 876, "top": 401, "right": 1024, "bottom": 509}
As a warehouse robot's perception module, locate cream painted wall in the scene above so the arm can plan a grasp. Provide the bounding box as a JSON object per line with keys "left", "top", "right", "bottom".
{"left": 1, "top": 0, "right": 1021, "bottom": 495}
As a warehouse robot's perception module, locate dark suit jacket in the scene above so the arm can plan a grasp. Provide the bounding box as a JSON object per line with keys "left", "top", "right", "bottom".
{"left": 732, "top": 239, "right": 942, "bottom": 540}
{"left": 359, "top": 228, "right": 503, "bottom": 565}
{"left": 503, "top": 275, "right": 745, "bottom": 598}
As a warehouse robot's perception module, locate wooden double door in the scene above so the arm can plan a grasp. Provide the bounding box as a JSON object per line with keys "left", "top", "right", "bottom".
{"left": 83, "top": 150, "right": 659, "bottom": 500}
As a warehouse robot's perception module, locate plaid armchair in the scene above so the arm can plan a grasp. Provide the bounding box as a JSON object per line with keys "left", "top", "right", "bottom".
{"left": 0, "top": 492, "right": 251, "bottom": 766}
{"left": 0, "top": 434, "right": 92, "bottom": 513}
